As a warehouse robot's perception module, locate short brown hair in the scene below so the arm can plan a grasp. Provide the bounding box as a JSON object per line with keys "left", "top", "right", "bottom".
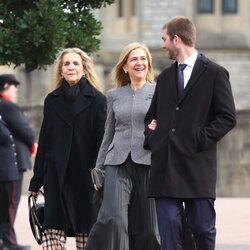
{"left": 163, "top": 16, "right": 196, "bottom": 47}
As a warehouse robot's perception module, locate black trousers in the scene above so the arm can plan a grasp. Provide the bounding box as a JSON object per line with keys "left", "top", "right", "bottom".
{"left": 0, "top": 180, "right": 17, "bottom": 246}
{"left": 156, "top": 198, "right": 215, "bottom": 250}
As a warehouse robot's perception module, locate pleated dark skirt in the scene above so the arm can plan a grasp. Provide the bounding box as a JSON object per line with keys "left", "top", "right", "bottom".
{"left": 85, "top": 155, "right": 161, "bottom": 250}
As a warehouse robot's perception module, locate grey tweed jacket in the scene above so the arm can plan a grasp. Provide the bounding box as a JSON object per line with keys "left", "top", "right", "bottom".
{"left": 95, "top": 82, "right": 155, "bottom": 169}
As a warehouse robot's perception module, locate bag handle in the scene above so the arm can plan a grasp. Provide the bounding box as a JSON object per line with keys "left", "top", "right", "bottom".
{"left": 28, "top": 191, "right": 44, "bottom": 228}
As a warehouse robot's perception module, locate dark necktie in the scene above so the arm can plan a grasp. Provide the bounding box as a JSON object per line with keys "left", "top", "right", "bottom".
{"left": 177, "top": 63, "right": 187, "bottom": 97}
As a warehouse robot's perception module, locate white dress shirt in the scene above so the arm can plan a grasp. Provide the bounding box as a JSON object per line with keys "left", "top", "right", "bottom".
{"left": 181, "top": 50, "right": 198, "bottom": 88}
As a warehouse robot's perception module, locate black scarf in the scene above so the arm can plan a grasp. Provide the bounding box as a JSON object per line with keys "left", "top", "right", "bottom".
{"left": 62, "top": 77, "right": 87, "bottom": 106}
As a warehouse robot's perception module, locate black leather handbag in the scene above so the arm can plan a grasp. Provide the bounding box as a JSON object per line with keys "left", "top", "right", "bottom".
{"left": 28, "top": 192, "right": 44, "bottom": 245}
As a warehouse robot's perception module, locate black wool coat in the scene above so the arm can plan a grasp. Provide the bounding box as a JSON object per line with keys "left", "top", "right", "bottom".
{"left": 144, "top": 53, "right": 236, "bottom": 199}
{"left": 0, "top": 98, "right": 35, "bottom": 173}
{"left": 29, "top": 81, "right": 106, "bottom": 234}
{"left": 0, "top": 116, "right": 20, "bottom": 181}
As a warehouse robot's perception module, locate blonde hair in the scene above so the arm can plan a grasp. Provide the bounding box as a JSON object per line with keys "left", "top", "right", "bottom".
{"left": 111, "top": 42, "right": 154, "bottom": 87}
{"left": 54, "top": 47, "right": 100, "bottom": 90}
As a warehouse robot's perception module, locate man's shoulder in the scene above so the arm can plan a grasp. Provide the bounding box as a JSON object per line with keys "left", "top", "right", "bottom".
{"left": 199, "top": 53, "right": 227, "bottom": 72}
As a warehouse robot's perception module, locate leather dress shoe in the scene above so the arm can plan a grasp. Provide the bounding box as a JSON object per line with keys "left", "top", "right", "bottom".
{"left": 0, "top": 239, "right": 3, "bottom": 250}
{"left": 1, "top": 244, "right": 30, "bottom": 250}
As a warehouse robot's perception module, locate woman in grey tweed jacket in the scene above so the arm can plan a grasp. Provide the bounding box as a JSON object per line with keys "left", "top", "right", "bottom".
{"left": 85, "top": 42, "right": 160, "bottom": 250}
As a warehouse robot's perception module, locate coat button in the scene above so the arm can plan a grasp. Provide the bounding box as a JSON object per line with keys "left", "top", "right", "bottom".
{"left": 172, "top": 128, "right": 176, "bottom": 132}
{"left": 176, "top": 107, "right": 180, "bottom": 111}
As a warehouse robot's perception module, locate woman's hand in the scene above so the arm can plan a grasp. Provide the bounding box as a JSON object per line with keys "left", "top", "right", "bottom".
{"left": 30, "top": 191, "right": 40, "bottom": 197}
{"left": 94, "top": 184, "right": 99, "bottom": 191}
{"left": 148, "top": 119, "right": 157, "bottom": 130}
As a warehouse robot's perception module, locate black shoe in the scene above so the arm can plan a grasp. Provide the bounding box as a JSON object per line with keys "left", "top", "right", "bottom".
{"left": 2, "top": 244, "right": 31, "bottom": 250}
{"left": 0, "top": 239, "right": 3, "bottom": 250}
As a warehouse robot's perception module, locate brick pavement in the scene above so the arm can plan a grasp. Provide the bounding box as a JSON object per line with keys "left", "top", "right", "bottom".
{"left": 15, "top": 196, "right": 250, "bottom": 250}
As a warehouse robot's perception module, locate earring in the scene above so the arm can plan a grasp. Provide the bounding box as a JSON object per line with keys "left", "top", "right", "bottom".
{"left": 124, "top": 70, "right": 127, "bottom": 74}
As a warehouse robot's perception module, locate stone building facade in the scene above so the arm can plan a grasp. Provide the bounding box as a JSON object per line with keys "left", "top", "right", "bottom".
{"left": 0, "top": 0, "right": 249, "bottom": 196}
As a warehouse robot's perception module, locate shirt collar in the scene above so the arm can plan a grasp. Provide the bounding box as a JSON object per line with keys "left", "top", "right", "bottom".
{"left": 182, "top": 50, "right": 198, "bottom": 68}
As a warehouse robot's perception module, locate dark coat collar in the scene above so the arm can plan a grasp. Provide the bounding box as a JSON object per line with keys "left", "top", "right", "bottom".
{"left": 169, "top": 53, "right": 209, "bottom": 103}
{"left": 50, "top": 79, "right": 95, "bottom": 97}
{"left": 48, "top": 80, "right": 96, "bottom": 126}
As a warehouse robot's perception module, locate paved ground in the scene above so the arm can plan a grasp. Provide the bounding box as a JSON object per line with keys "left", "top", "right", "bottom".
{"left": 15, "top": 196, "right": 250, "bottom": 250}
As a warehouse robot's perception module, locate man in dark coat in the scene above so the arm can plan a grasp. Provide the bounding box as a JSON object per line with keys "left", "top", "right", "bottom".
{"left": 0, "top": 74, "right": 36, "bottom": 250}
{"left": 144, "top": 16, "right": 237, "bottom": 250}
{"left": 0, "top": 115, "right": 20, "bottom": 250}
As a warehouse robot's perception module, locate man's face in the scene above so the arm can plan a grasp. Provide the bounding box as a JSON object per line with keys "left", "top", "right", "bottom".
{"left": 3, "top": 83, "right": 18, "bottom": 102}
{"left": 161, "top": 28, "right": 179, "bottom": 61}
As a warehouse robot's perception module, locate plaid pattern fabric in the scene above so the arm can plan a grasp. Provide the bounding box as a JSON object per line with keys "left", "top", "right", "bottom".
{"left": 42, "top": 229, "right": 66, "bottom": 250}
{"left": 75, "top": 233, "right": 88, "bottom": 250}
{"left": 42, "top": 229, "right": 88, "bottom": 250}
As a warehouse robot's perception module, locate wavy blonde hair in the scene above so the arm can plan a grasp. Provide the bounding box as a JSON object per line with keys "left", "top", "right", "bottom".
{"left": 54, "top": 47, "right": 100, "bottom": 90}
{"left": 111, "top": 42, "right": 154, "bottom": 87}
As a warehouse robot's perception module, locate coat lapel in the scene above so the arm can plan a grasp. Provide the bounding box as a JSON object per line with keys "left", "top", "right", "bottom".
{"left": 50, "top": 88, "right": 72, "bottom": 127}
{"left": 68, "top": 82, "right": 95, "bottom": 119}
{"left": 169, "top": 62, "right": 179, "bottom": 103}
{"left": 179, "top": 53, "right": 209, "bottom": 103}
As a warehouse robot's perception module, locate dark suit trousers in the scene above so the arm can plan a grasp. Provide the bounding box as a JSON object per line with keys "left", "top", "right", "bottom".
{"left": 155, "top": 198, "right": 216, "bottom": 250}
{"left": 0, "top": 181, "right": 17, "bottom": 246}
{"left": 13, "top": 173, "right": 23, "bottom": 223}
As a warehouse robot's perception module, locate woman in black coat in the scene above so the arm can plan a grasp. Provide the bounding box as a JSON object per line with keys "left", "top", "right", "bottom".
{"left": 29, "top": 48, "right": 106, "bottom": 250}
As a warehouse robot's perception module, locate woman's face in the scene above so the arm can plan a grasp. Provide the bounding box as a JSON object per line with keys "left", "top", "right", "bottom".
{"left": 123, "top": 48, "right": 149, "bottom": 82}
{"left": 61, "top": 52, "right": 84, "bottom": 85}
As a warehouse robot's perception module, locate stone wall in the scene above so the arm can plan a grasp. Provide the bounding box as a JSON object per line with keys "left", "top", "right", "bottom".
{"left": 21, "top": 105, "right": 250, "bottom": 197}
{"left": 217, "top": 110, "right": 250, "bottom": 197}
{"left": 21, "top": 105, "right": 43, "bottom": 194}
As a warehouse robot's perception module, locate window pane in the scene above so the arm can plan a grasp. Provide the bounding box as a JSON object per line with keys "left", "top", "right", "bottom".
{"left": 222, "top": 0, "right": 237, "bottom": 13}
{"left": 118, "top": 0, "right": 123, "bottom": 17}
{"left": 198, "top": 0, "right": 213, "bottom": 13}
